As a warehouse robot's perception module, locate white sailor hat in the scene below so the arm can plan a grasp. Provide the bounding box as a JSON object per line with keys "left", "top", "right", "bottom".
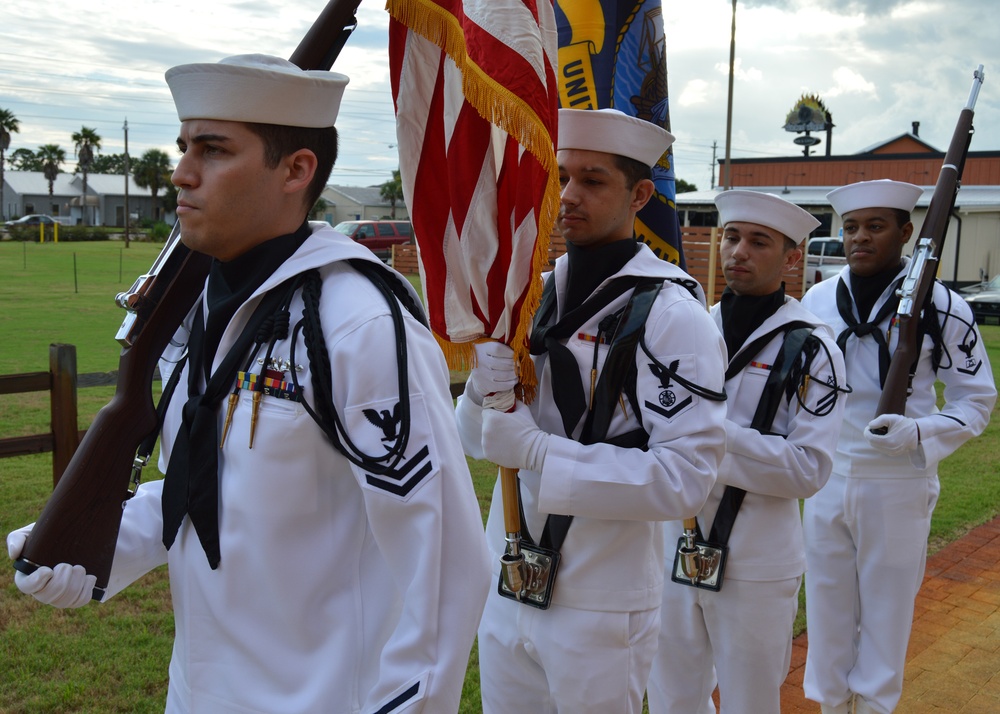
{"left": 165, "top": 54, "right": 349, "bottom": 128}
{"left": 827, "top": 179, "right": 922, "bottom": 217}
{"left": 558, "top": 108, "right": 675, "bottom": 169}
{"left": 714, "top": 190, "right": 821, "bottom": 244}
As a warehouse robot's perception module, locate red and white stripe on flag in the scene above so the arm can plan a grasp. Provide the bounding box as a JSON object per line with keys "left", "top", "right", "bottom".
{"left": 387, "top": 0, "right": 559, "bottom": 382}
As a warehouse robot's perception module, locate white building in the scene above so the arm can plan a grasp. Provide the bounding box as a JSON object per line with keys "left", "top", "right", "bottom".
{"left": 2, "top": 171, "right": 159, "bottom": 226}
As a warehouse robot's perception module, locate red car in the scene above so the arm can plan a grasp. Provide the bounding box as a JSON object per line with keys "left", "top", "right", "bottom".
{"left": 333, "top": 220, "right": 412, "bottom": 261}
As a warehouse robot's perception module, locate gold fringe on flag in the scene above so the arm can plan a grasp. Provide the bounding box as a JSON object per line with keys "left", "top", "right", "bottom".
{"left": 387, "top": 0, "right": 560, "bottom": 404}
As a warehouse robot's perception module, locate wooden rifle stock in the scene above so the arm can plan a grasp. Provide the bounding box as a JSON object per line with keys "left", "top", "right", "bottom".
{"left": 15, "top": 0, "right": 364, "bottom": 597}
{"left": 875, "top": 65, "right": 985, "bottom": 419}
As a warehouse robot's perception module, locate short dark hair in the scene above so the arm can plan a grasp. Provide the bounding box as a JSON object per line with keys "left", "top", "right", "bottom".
{"left": 243, "top": 122, "right": 339, "bottom": 211}
{"left": 612, "top": 154, "right": 653, "bottom": 189}
{"left": 890, "top": 208, "right": 911, "bottom": 228}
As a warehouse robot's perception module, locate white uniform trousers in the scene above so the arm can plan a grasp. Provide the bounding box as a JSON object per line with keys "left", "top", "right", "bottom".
{"left": 477, "top": 584, "right": 661, "bottom": 714}
{"left": 803, "top": 473, "right": 939, "bottom": 713}
{"left": 647, "top": 575, "right": 801, "bottom": 714}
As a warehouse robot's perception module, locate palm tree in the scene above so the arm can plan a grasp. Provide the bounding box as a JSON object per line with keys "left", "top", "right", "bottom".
{"left": 379, "top": 169, "right": 403, "bottom": 219}
{"left": 72, "top": 126, "right": 101, "bottom": 225}
{"left": 132, "top": 149, "right": 173, "bottom": 221}
{"left": 37, "top": 144, "right": 66, "bottom": 198}
{"left": 1, "top": 108, "right": 21, "bottom": 221}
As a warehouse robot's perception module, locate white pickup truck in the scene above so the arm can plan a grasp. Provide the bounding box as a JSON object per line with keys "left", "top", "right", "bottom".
{"left": 804, "top": 234, "right": 846, "bottom": 291}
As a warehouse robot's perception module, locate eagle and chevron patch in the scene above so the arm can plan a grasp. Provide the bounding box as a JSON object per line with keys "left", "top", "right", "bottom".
{"left": 346, "top": 396, "right": 438, "bottom": 501}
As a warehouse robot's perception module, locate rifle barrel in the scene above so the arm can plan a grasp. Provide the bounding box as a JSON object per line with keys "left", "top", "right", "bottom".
{"left": 874, "top": 65, "right": 985, "bottom": 419}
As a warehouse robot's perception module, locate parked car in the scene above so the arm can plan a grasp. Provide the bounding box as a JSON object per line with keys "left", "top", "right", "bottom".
{"left": 964, "top": 275, "right": 1000, "bottom": 326}
{"left": 4, "top": 214, "right": 57, "bottom": 228}
{"left": 960, "top": 274, "right": 1000, "bottom": 295}
{"left": 804, "top": 234, "right": 846, "bottom": 291}
{"left": 333, "top": 220, "right": 412, "bottom": 261}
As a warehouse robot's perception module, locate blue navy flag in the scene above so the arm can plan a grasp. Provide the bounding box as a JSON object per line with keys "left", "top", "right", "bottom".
{"left": 555, "top": 0, "right": 685, "bottom": 269}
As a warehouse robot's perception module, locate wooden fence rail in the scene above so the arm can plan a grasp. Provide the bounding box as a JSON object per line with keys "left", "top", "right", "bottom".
{"left": 0, "top": 344, "right": 82, "bottom": 486}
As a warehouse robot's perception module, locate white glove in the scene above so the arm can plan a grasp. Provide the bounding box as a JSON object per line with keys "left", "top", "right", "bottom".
{"left": 7, "top": 522, "right": 33, "bottom": 560}
{"left": 15, "top": 563, "right": 96, "bottom": 609}
{"left": 865, "top": 414, "right": 920, "bottom": 457}
{"left": 482, "top": 401, "right": 549, "bottom": 472}
{"left": 468, "top": 341, "right": 518, "bottom": 406}
{"left": 8, "top": 523, "right": 95, "bottom": 608}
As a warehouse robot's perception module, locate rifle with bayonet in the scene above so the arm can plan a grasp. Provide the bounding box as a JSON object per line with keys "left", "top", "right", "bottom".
{"left": 14, "top": 0, "right": 363, "bottom": 599}
{"left": 874, "top": 64, "right": 985, "bottom": 421}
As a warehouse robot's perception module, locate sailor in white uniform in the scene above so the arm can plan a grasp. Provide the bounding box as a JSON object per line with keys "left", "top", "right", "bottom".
{"left": 647, "top": 190, "right": 847, "bottom": 714}
{"left": 8, "top": 53, "right": 492, "bottom": 714}
{"left": 801, "top": 179, "right": 996, "bottom": 714}
{"left": 456, "top": 108, "right": 729, "bottom": 714}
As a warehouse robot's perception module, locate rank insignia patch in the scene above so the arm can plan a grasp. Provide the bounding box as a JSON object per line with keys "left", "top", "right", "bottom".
{"left": 643, "top": 355, "right": 696, "bottom": 421}
{"left": 364, "top": 445, "right": 434, "bottom": 498}
{"left": 957, "top": 336, "right": 983, "bottom": 376}
{"left": 347, "top": 395, "right": 440, "bottom": 501}
{"left": 364, "top": 402, "right": 402, "bottom": 442}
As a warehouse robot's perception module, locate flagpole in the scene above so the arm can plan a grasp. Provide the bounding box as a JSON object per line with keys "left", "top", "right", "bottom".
{"left": 723, "top": 0, "right": 737, "bottom": 190}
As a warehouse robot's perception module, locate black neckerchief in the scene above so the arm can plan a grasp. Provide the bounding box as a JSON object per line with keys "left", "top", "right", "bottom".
{"left": 850, "top": 262, "right": 902, "bottom": 322}
{"left": 162, "top": 221, "right": 311, "bottom": 569}
{"left": 836, "top": 268, "right": 904, "bottom": 389}
{"left": 201, "top": 222, "right": 312, "bottom": 378}
{"left": 530, "top": 239, "right": 642, "bottom": 438}
{"left": 564, "top": 239, "right": 639, "bottom": 309}
{"left": 719, "top": 285, "right": 785, "bottom": 361}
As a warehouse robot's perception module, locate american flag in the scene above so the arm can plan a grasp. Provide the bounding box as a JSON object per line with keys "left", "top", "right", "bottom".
{"left": 387, "top": 0, "right": 560, "bottom": 386}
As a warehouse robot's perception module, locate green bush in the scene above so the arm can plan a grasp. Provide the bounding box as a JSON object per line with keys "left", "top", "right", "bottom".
{"left": 149, "top": 222, "right": 171, "bottom": 241}
{"left": 4, "top": 225, "right": 51, "bottom": 242}
{"left": 54, "top": 226, "right": 111, "bottom": 242}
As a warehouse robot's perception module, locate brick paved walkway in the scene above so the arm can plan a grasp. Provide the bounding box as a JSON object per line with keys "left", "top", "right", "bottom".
{"left": 775, "top": 516, "right": 1000, "bottom": 713}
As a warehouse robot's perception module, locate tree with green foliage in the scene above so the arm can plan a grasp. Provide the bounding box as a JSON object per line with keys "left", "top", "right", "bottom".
{"left": 161, "top": 182, "right": 178, "bottom": 217}
{"left": 37, "top": 144, "right": 66, "bottom": 197}
{"left": 379, "top": 169, "right": 403, "bottom": 219}
{"left": 311, "top": 197, "right": 329, "bottom": 220}
{"left": 72, "top": 126, "right": 102, "bottom": 225}
{"left": 0, "top": 107, "right": 20, "bottom": 221}
{"left": 90, "top": 152, "right": 130, "bottom": 175}
{"left": 132, "top": 148, "right": 173, "bottom": 221}
{"left": 8, "top": 147, "right": 41, "bottom": 171}
{"left": 676, "top": 178, "right": 698, "bottom": 193}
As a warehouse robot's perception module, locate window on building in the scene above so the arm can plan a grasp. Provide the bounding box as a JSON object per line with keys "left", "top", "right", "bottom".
{"left": 687, "top": 210, "right": 719, "bottom": 227}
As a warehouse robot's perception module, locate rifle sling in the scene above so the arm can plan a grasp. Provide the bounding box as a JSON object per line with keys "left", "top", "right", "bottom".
{"left": 520, "top": 279, "right": 663, "bottom": 554}
{"left": 706, "top": 324, "right": 816, "bottom": 547}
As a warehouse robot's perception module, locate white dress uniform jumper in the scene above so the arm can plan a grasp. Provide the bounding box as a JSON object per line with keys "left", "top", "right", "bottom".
{"left": 648, "top": 294, "right": 847, "bottom": 714}
{"left": 457, "top": 244, "right": 728, "bottom": 713}
{"left": 104, "top": 224, "right": 492, "bottom": 714}
{"left": 801, "top": 263, "right": 996, "bottom": 713}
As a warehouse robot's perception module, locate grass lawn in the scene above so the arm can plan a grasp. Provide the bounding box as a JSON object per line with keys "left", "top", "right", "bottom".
{"left": 1, "top": 240, "right": 998, "bottom": 712}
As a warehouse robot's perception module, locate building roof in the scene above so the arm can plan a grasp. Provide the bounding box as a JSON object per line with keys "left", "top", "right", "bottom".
{"left": 325, "top": 184, "right": 393, "bottom": 207}
{"left": 3, "top": 170, "right": 152, "bottom": 198}
{"left": 857, "top": 132, "right": 941, "bottom": 155}
{"left": 71, "top": 172, "right": 152, "bottom": 197}
{"left": 676, "top": 185, "right": 1000, "bottom": 211}
{"left": 3, "top": 171, "right": 79, "bottom": 197}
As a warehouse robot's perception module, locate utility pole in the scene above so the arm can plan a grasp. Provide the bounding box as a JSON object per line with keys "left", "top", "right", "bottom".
{"left": 123, "top": 119, "right": 130, "bottom": 248}
{"left": 723, "top": 0, "right": 737, "bottom": 190}
{"left": 0, "top": 128, "right": 9, "bottom": 222}
{"left": 711, "top": 141, "right": 718, "bottom": 190}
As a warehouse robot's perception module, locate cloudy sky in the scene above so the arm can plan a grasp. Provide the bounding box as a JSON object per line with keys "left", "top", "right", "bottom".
{"left": 1, "top": 0, "right": 996, "bottom": 193}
